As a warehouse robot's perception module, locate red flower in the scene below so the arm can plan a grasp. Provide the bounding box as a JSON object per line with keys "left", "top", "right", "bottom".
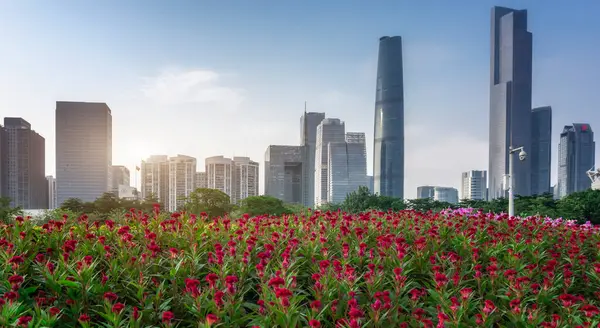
{"left": 309, "top": 319, "right": 321, "bottom": 328}
{"left": 103, "top": 292, "right": 118, "bottom": 302}
{"left": 9, "top": 255, "right": 24, "bottom": 264}
{"left": 111, "top": 302, "right": 125, "bottom": 314}
{"left": 49, "top": 307, "right": 61, "bottom": 316}
{"left": 206, "top": 313, "right": 219, "bottom": 326}
{"left": 79, "top": 314, "right": 91, "bottom": 322}
{"left": 205, "top": 273, "right": 219, "bottom": 288}
{"left": 8, "top": 275, "right": 24, "bottom": 289}
{"left": 310, "top": 300, "right": 322, "bottom": 311}
{"left": 162, "top": 311, "right": 174, "bottom": 323}
{"left": 434, "top": 272, "right": 448, "bottom": 288}
{"left": 581, "top": 304, "right": 600, "bottom": 317}
{"left": 17, "top": 316, "right": 32, "bottom": 327}
{"left": 132, "top": 307, "right": 140, "bottom": 320}
{"left": 483, "top": 300, "right": 496, "bottom": 315}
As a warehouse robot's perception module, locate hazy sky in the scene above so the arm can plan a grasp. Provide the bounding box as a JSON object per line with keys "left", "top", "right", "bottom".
{"left": 1, "top": 0, "right": 599, "bottom": 198}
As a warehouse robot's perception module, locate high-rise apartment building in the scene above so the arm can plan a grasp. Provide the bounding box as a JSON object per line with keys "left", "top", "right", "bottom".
{"left": 300, "top": 111, "right": 325, "bottom": 207}
{"left": 557, "top": 124, "right": 595, "bottom": 198}
{"left": 374, "top": 36, "right": 404, "bottom": 198}
{"left": 315, "top": 118, "right": 346, "bottom": 206}
{"left": 111, "top": 165, "right": 131, "bottom": 194}
{"left": 531, "top": 106, "right": 552, "bottom": 195}
{"left": 56, "top": 101, "right": 112, "bottom": 205}
{"left": 141, "top": 155, "right": 170, "bottom": 204}
{"left": 265, "top": 145, "right": 307, "bottom": 205}
{"left": 206, "top": 156, "right": 234, "bottom": 199}
{"left": 232, "top": 157, "right": 259, "bottom": 204}
{"left": 327, "top": 132, "right": 367, "bottom": 204}
{"left": 46, "top": 176, "right": 57, "bottom": 209}
{"left": 195, "top": 172, "right": 207, "bottom": 189}
{"left": 2, "top": 118, "right": 47, "bottom": 209}
{"left": 461, "top": 170, "right": 487, "bottom": 200}
{"left": 488, "top": 7, "right": 533, "bottom": 199}
{"left": 168, "top": 155, "right": 196, "bottom": 212}
{"left": 417, "top": 186, "right": 435, "bottom": 199}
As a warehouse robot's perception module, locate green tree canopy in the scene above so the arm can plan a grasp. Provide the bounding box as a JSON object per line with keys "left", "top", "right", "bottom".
{"left": 184, "top": 188, "right": 233, "bottom": 218}
{"left": 238, "top": 195, "right": 291, "bottom": 216}
{"left": 0, "top": 197, "right": 23, "bottom": 224}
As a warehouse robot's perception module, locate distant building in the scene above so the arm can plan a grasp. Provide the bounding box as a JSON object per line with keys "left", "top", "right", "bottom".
{"left": 56, "top": 101, "right": 112, "bottom": 205}
{"left": 416, "top": 186, "right": 435, "bottom": 199}
{"left": 118, "top": 185, "right": 139, "bottom": 200}
{"left": 433, "top": 187, "right": 459, "bottom": 204}
{"left": 315, "top": 118, "right": 346, "bottom": 206}
{"left": 141, "top": 155, "right": 170, "bottom": 204}
{"left": 301, "top": 111, "right": 325, "bottom": 207}
{"left": 588, "top": 169, "right": 600, "bottom": 190}
{"left": 168, "top": 155, "right": 196, "bottom": 211}
{"left": 461, "top": 170, "right": 487, "bottom": 200}
{"left": 195, "top": 172, "right": 207, "bottom": 189}
{"left": 557, "top": 124, "right": 595, "bottom": 197}
{"left": 2, "top": 118, "right": 47, "bottom": 209}
{"left": 327, "top": 132, "right": 367, "bottom": 204}
{"left": 205, "top": 156, "right": 234, "bottom": 199}
{"left": 232, "top": 157, "right": 259, "bottom": 204}
{"left": 265, "top": 145, "right": 307, "bottom": 205}
{"left": 367, "top": 175, "right": 374, "bottom": 193}
{"left": 0, "top": 125, "right": 6, "bottom": 198}
{"left": 111, "top": 165, "right": 130, "bottom": 194}
{"left": 46, "top": 176, "right": 57, "bottom": 209}
{"left": 531, "top": 106, "right": 552, "bottom": 195}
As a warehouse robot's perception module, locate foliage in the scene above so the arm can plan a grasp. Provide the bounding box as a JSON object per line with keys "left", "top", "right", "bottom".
{"left": 236, "top": 196, "right": 292, "bottom": 217}
{"left": 0, "top": 197, "right": 23, "bottom": 224}
{"left": 2, "top": 208, "right": 600, "bottom": 327}
{"left": 184, "top": 188, "right": 233, "bottom": 218}
{"left": 59, "top": 193, "right": 162, "bottom": 220}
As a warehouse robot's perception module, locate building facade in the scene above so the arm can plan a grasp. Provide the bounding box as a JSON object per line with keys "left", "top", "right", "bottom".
{"left": 374, "top": 36, "right": 404, "bottom": 199}
{"left": 557, "top": 124, "right": 595, "bottom": 198}
{"left": 205, "top": 156, "right": 234, "bottom": 199}
{"left": 0, "top": 125, "right": 6, "bottom": 198}
{"left": 531, "top": 106, "right": 552, "bottom": 195}
{"left": 417, "top": 186, "right": 435, "bottom": 199}
{"left": 461, "top": 170, "right": 487, "bottom": 200}
{"left": 314, "top": 118, "right": 346, "bottom": 206}
{"left": 195, "top": 172, "right": 207, "bottom": 189}
{"left": 265, "top": 145, "right": 306, "bottom": 205}
{"left": 2, "top": 118, "right": 47, "bottom": 209}
{"left": 433, "top": 187, "right": 459, "bottom": 204}
{"left": 141, "top": 155, "right": 170, "bottom": 205}
{"left": 232, "top": 157, "right": 259, "bottom": 204}
{"left": 46, "top": 176, "right": 57, "bottom": 209}
{"left": 111, "top": 165, "right": 131, "bottom": 195}
{"left": 56, "top": 102, "right": 112, "bottom": 205}
{"left": 168, "top": 155, "right": 196, "bottom": 211}
{"left": 367, "top": 175, "right": 374, "bottom": 193}
{"left": 327, "top": 132, "right": 367, "bottom": 204}
{"left": 488, "top": 7, "right": 533, "bottom": 199}
{"left": 300, "top": 111, "right": 325, "bottom": 207}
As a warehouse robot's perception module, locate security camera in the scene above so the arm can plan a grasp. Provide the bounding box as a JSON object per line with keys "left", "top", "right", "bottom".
{"left": 518, "top": 150, "right": 527, "bottom": 161}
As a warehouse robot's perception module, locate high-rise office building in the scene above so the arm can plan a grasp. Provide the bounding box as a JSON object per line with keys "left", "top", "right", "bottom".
{"left": 374, "top": 36, "right": 404, "bottom": 198}
{"left": 232, "top": 156, "right": 259, "bottom": 204}
{"left": 56, "top": 102, "right": 112, "bottom": 204}
{"left": 417, "top": 186, "right": 435, "bottom": 199}
{"left": 195, "top": 172, "right": 207, "bottom": 189}
{"left": 111, "top": 165, "right": 131, "bottom": 194}
{"left": 301, "top": 111, "right": 325, "bottom": 207}
{"left": 265, "top": 145, "right": 307, "bottom": 205}
{"left": 433, "top": 187, "right": 459, "bottom": 204}
{"left": 367, "top": 175, "right": 374, "bottom": 193}
{"left": 488, "top": 7, "right": 533, "bottom": 199}
{"left": 531, "top": 106, "right": 552, "bottom": 195}
{"left": 557, "top": 124, "right": 595, "bottom": 198}
{"left": 141, "top": 155, "right": 170, "bottom": 205}
{"left": 461, "top": 170, "right": 487, "bottom": 200}
{"left": 0, "top": 125, "right": 6, "bottom": 198}
{"left": 2, "top": 118, "right": 47, "bottom": 209}
{"left": 168, "top": 155, "right": 196, "bottom": 211}
{"left": 327, "top": 132, "right": 368, "bottom": 204}
{"left": 206, "top": 156, "right": 234, "bottom": 199}
{"left": 46, "top": 176, "right": 57, "bottom": 209}
{"left": 315, "top": 118, "right": 346, "bottom": 206}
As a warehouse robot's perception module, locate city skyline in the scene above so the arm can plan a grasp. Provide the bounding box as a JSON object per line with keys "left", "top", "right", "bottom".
{"left": 2, "top": 1, "right": 599, "bottom": 199}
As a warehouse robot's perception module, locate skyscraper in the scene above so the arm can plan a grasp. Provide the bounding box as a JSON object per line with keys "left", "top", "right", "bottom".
{"left": 461, "top": 170, "right": 487, "bottom": 200}
{"left": 195, "top": 172, "right": 207, "bottom": 189}
{"left": 46, "top": 176, "right": 57, "bottom": 209}
{"left": 232, "top": 156, "right": 260, "bottom": 204}
{"left": 56, "top": 102, "right": 112, "bottom": 205}
{"left": 168, "top": 155, "right": 196, "bottom": 211}
{"left": 315, "top": 118, "right": 346, "bottom": 206}
{"left": 373, "top": 36, "right": 404, "bottom": 198}
{"left": 300, "top": 111, "right": 325, "bottom": 207}
{"left": 0, "top": 124, "right": 6, "bottom": 198}
{"left": 111, "top": 165, "right": 131, "bottom": 194}
{"left": 327, "top": 132, "right": 368, "bottom": 204}
{"left": 488, "top": 7, "right": 533, "bottom": 199}
{"left": 557, "top": 124, "right": 595, "bottom": 198}
{"left": 264, "top": 145, "right": 306, "bottom": 204}
{"left": 531, "top": 106, "right": 552, "bottom": 195}
{"left": 2, "top": 118, "right": 47, "bottom": 209}
{"left": 141, "top": 155, "right": 170, "bottom": 205}
{"left": 416, "top": 186, "right": 435, "bottom": 199}
{"left": 205, "top": 156, "right": 234, "bottom": 199}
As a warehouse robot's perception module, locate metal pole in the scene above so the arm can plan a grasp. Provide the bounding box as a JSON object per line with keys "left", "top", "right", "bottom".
{"left": 508, "top": 147, "right": 514, "bottom": 217}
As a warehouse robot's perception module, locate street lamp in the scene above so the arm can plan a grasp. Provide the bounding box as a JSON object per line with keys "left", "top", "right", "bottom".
{"left": 507, "top": 146, "right": 527, "bottom": 217}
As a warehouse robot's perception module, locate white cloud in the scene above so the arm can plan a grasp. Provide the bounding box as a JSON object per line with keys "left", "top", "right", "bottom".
{"left": 140, "top": 68, "right": 245, "bottom": 111}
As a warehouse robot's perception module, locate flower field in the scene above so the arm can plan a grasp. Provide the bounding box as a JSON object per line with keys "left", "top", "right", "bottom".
{"left": 2, "top": 207, "right": 600, "bottom": 327}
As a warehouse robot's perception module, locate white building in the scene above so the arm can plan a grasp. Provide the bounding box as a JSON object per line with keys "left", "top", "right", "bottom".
{"left": 118, "top": 185, "right": 140, "bottom": 200}
{"left": 206, "top": 156, "right": 234, "bottom": 199}
{"left": 461, "top": 170, "right": 487, "bottom": 200}
{"left": 327, "top": 132, "right": 367, "bottom": 204}
{"left": 314, "top": 118, "right": 346, "bottom": 206}
{"left": 195, "top": 172, "right": 207, "bottom": 189}
{"left": 588, "top": 168, "right": 600, "bottom": 190}
{"left": 232, "top": 157, "right": 259, "bottom": 204}
{"left": 434, "top": 187, "right": 459, "bottom": 204}
{"left": 46, "top": 175, "right": 57, "bottom": 209}
{"left": 141, "top": 155, "right": 170, "bottom": 204}
{"left": 168, "top": 155, "right": 196, "bottom": 211}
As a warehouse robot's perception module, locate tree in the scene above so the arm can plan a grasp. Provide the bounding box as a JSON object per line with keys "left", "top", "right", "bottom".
{"left": 238, "top": 196, "right": 291, "bottom": 216}
{"left": 0, "top": 197, "right": 23, "bottom": 224}
{"left": 60, "top": 198, "right": 85, "bottom": 213}
{"left": 184, "top": 188, "right": 233, "bottom": 218}
{"left": 558, "top": 189, "right": 600, "bottom": 224}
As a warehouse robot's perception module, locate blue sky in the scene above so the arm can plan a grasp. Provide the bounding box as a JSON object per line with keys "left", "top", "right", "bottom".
{"left": 1, "top": 0, "right": 599, "bottom": 198}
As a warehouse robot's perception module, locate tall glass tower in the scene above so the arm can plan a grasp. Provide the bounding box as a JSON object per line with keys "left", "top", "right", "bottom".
{"left": 373, "top": 36, "right": 404, "bottom": 198}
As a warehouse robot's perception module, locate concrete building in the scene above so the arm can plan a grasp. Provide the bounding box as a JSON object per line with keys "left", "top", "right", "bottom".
{"left": 488, "top": 7, "right": 533, "bottom": 199}
{"left": 588, "top": 169, "right": 600, "bottom": 191}
{"left": 557, "top": 124, "right": 595, "bottom": 198}
{"left": 56, "top": 102, "right": 112, "bottom": 205}
{"left": 367, "top": 175, "right": 374, "bottom": 193}
{"left": 417, "top": 186, "right": 435, "bottom": 199}
{"left": 205, "top": 156, "right": 234, "bottom": 199}
{"left": 141, "top": 155, "right": 170, "bottom": 205}
{"left": 300, "top": 111, "right": 325, "bottom": 207}
{"left": 314, "top": 118, "right": 346, "bottom": 206}
{"left": 434, "top": 187, "right": 459, "bottom": 204}
{"left": 46, "top": 176, "right": 57, "bottom": 209}
{"left": 2, "top": 118, "right": 47, "bottom": 209}
{"left": 118, "top": 185, "right": 139, "bottom": 200}
{"left": 232, "top": 156, "right": 259, "bottom": 204}
{"left": 461, "top": 170, "right": 487, "bottom": 200}
{"left": 531, "top": 106, "right": 552, "bottom": 195}
{"left": 373, "top": 36, "right": 404, "bottom": 198}
{"left": 0, "top": 125, "right": 6, "bottom": 198}
{"left": 111, "top": 165, "right": 130, "bottom": 195}
{"left": 327, "top": 132, "right": 368, "bottom": 204}
{"left": 168, "top": 155, "right": 196, "bottom": 211}
{"left": 265, "top": 145, "right": 307, "bottom": 205}
{"left": 195, "top": 172, "right": 207, "bottom": 189}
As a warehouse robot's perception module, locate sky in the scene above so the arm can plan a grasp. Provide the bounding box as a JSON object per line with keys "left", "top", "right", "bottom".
{"left": 1, "top": 0, "right": 599, "bottom": 199}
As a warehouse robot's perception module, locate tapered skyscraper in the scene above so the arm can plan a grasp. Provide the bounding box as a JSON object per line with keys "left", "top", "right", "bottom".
{"left": 488, "top": 7, "right": 533, "bottom": 199}
{"left": 373, "top": 36, "right": 404, "bottom": 198}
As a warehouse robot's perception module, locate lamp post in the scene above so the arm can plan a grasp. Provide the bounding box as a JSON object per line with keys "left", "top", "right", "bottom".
{"left": 507, "top": 146, "right": 527, "bottom": 217}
